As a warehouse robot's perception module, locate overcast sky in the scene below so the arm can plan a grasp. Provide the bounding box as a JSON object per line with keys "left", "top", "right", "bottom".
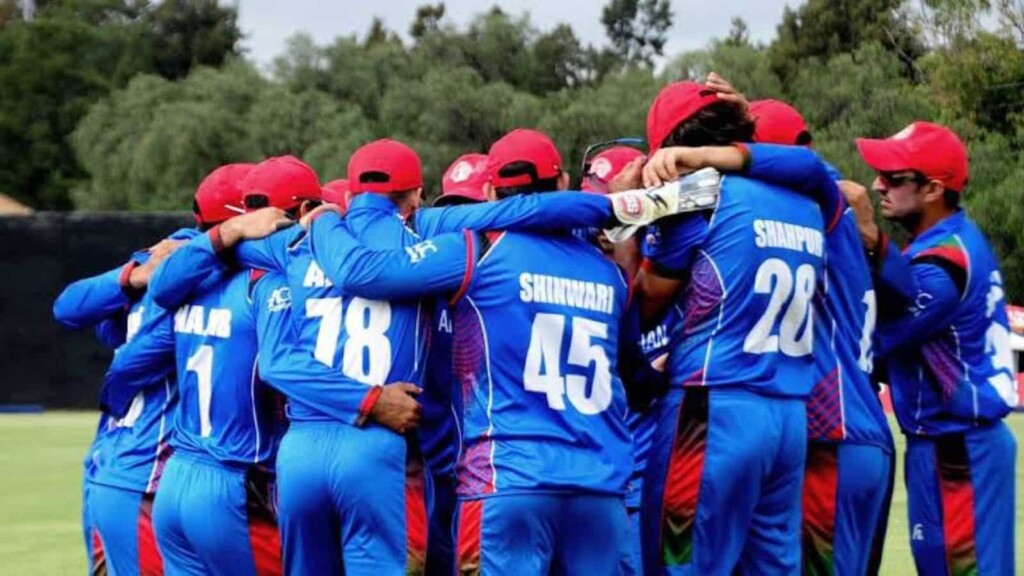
{"left": 236, "top": 0, "right": 800, "bottom": 68}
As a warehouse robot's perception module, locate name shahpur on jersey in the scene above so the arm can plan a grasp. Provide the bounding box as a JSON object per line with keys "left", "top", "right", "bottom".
{"left": 752, "top": 218, "right": 825, "bottom": 257}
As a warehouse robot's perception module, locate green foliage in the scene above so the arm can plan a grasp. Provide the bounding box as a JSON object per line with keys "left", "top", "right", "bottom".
{"left": 600, "top": 0, "right": 673, "bottom": 68}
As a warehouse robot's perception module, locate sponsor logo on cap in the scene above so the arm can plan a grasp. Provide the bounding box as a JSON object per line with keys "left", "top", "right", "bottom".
{"left": 592, "top": 158, "right": 613, "bottom": 180}
{"left": 449, "top": 161, "right": 474, "bottom": 183}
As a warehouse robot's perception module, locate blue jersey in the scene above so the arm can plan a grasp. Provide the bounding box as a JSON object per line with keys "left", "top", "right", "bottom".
{"left": 626, "top": 305, "right": 677, "bottom": 507}
{"left": 54, "top": 228, "right": 199, "bottom": 492}
{"left": 875, "top": 211, "right": 1018, "bottom": 435}
{"left": 451, "top": 231, "right": 632, "bottom": 497}
{"left": 648, "top": 173, "right": 825, "bottom": 396}
{"left": 422, "top": 299, "right": 462, "bottom": 479}
{"left": 742, "top": 146, "right": 892, "bottom": 449}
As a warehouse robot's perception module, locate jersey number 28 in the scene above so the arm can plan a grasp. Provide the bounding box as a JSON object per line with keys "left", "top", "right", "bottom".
{"left": 744, "top": 258, "right": 816, "bottom": 357}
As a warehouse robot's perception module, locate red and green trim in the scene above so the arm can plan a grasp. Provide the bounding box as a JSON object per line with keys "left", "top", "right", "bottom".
{"left": 660, "top": 392, "right": 709, "bottom": 567}
{"left": 802, "top": 442, "right": 839, "bottom": 576}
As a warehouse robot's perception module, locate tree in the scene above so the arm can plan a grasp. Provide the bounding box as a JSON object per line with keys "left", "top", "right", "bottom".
{"left": 410, "top": 3, "right": 445, "bottom": 40}
{"left": 144, "top": 0, "right": 242, "bottom": 80}
{"left": 723, "top": 17, "right": 750, "bottom": 48}
{"left": 601, "top": 0, "right": 673, "bottom": 68}
{"left": 768, "top": 0, "right": 925, "bottom": 82}
{"left": 663, "top": 43, "right": 784, "bottom": 101}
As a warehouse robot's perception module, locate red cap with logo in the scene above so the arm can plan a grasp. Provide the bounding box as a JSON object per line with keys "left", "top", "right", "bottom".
{"left": 855, "top": 121, "right": 969, "bottom": 192}
{"left": 750, "top": 99, "right": 809, "bottom": 146}
{"left": 194, "top": 163, "right": 253, "bottom": 226}
{"left": 436, "top": 153, "right": 489, "bottom": 206}
{"left": 321, "top": 179, "right": 350, "bottom": 212}
{"left": 241, "top": 156, "right": 321, "bottom": 212}
{"left": 487, "top": 129, "right": 563, "bottom": 188}
{"left": 347, "top": 139, "right": 423, "bottom": 195}
{"left": 646, "top": 81, "right": 720, "bottom": 152}
{"left": 582, "top": 146, "right": 644, "bottom": 194}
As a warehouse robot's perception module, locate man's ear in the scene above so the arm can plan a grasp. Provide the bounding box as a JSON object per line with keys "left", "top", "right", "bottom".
{"left": 298, "top": 200, "right": 318, "bottom": 218}
{"left": 921, "top": 180, "right": 946, "bottom": 205}
{"left": 557, "top": 171, "right": 571, "bottom": 191}
{"left": 484, "top": 182, "right": 498, "bottom": 202}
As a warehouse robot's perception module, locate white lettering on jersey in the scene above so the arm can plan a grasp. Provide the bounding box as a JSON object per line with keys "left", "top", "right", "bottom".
{"left": 174, "top": 304, "right": 233, "bottom": 338}
{"left": 753, "top": 219, "right": 824, "bottom": 257}
{"left": 303, "top": 261, "right": 333, "bottom": 288}
{"left": 438, "top": 308, "right": 452, "bottom": 333}
{"left": 519, "top": 273, "right": 615, "bottom": 315}
{"left": 405, "top": 240, "right": 439, "bottom": 263}
{"left": 126, "top": 306, "right": 144, "bottom": 342}
{"left": 267, "top": 287, "right": 291, "bottom": 312}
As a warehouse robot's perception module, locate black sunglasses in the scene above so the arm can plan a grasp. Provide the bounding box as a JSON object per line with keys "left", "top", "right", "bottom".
{"left": 580, "top": 137, "right": 647, "bottom": 179}
{"left": 879, "top": 171, "right": 928, "bottom": 188}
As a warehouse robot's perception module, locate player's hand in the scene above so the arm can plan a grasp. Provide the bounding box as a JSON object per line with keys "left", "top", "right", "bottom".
{"left": 705, "top": 72, "right": 749, "bottom": 111}
{"left": 299, "top": 203, "right": 342, "bottom": 230}
{"left": 608, "top": 157, "right": 644, "bottom": 193}
{"left": 643, "top": 147, "right": 705, "bottom": 188}
{"left": 370, "top": 383, "right": 423, "bottom": 434}
{"left": 218, "top": 208, "right": 294, "bottom": 247}
{"left": 650, "top": 352, "right": 668, "bottom": 373}
{"left": 129, "top": 239, "right": 185, "bottom": 289}
{"left": 837, "top": 180, "right": 880, "bottom": 249}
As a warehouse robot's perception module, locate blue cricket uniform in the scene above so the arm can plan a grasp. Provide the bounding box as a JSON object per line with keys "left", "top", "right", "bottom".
{"left": 742, "top": 146, "right": 897, "bottom": 575}
{"left": 641, "top": 146, "right": 829, "bottom": 576}
{"left": 106, "top": 229, "right": 293, "bottom": 576}
{"left": 55, "top": 228, "right": 200, "bottom": 576}
{"left": 873, "top": 210, "right": 1018, "bottom": 576}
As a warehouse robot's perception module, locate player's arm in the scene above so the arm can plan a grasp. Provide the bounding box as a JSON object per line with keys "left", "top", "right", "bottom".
{"left": 52, "top": 262, "right": 141, "bottom": 329}
{"left": 251, "top": 273, "right": 420, "bottom": 431}
{"left": 149, "top": 231, "right": 233, "bottom": 310}
{"left": 635, "top": 213, "right": 709, "bottom": 325}
{"left": 99, "top": 306, "right": 176, "bottom": 418}
{"left": 618, "top": 299, "right": 669, "bottom": 411}
{"left": 874, "top": 255, "right": 963, "bottom": 357}
{"left": 306, "top": 211, "right": 477, "bottom": 300}
{"left": 94, "top": 315, "right": 129, "bottom": 349}
{"left": 210, "top": 208, "right": 297, "bottom": 272}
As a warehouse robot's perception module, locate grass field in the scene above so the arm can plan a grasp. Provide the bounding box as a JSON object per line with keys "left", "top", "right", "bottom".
{"left": 0, "top": 412, "right": 1021, "bottom": 574}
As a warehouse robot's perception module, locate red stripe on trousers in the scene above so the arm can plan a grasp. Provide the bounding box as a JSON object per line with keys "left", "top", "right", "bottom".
{"left": 137, "top": 495, "right": 164, "bottom": 576}
{"left": 801, "top": 442, "right": 839, "bottom": 575}
{"left": 660, "top": 390, "right": 708, "bottom": 566}
{"left": 457, "top": 500, "right": 483, "bottom": 576}
{"left": 407, "top": 456, "right": 429, "bottom": 574}
{"left": 936, "top": 438, "right": 979, "bottom": 576}
{"left": 91, "top": 528, "right": 107, "bottom": 576}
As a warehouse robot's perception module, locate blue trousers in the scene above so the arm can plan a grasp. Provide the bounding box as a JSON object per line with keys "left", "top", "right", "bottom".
{"left": 905, "top": 421, "right": 1017, "bottom": 576}
{"left": 455, "top": 493, "right": 629, "bottom": 576}
{"left": 152, "top": 451, "right": 281, "bottom": 576}
{"left": 276, "top": 421, "right": 428, "bottom": 576}
{"left": 801, "top": 442, "right": 892, "bottom": 576}
{"left": 641, "top": 387, "right": 807, "bottom": 576}
{"left": 425, "top": 473, "right": 457, "bottom": 576}
{"left": 90, "top": 484, "right": 162, "bottom": 575}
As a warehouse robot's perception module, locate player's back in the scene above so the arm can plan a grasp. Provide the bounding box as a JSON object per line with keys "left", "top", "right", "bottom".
{"left": 807, "top": 211, "right": 892, "bottom": 447}
{"left": 668, "top": 175, "right": 825, "bottom": 394}
{"left": 94, "top": 295, "right": 177, "bottom": 493}
{"left": 454, "top": 231, "right": 632, "bottom": 498}
{"left": 171, "top": 270, "right": 279, "bottom": 465}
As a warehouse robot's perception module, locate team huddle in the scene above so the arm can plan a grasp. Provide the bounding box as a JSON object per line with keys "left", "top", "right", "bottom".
{"left": 53, "top": 73, "right": 1018, "bottom": 576}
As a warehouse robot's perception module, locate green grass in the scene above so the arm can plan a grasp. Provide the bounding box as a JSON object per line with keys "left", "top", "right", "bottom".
{"left": 0, "top": 412, "right": 1021, "bottom": 574}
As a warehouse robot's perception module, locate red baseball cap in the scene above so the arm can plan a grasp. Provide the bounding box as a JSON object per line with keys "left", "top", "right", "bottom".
{"left": 193, "top": 163, "right": 252, "bottom": 226}
{"left": 241, "top": 155, "right": 321, "bottom": 212}
{"left": 581, "top": 146, "right": 644, "bottom": 194}
{"left": 750, "top": 99, "right": 810, "bottom": 146}
{"left": 646, "top": 81, "right": 720, "bottom": 152}
{"left": 487, "top": 129, "right": 563, "bottom": 188}
{"left": 321, "top": 179, "right": 350, "bottom": 212}
{"left": 855, "top": 122, "right": 969, "bottom": 192}
{"left": 436, "top": 153, "right": 488, "bottom": 206}
{"left": 347, "top": 139, "right": 423, "bottom": 195}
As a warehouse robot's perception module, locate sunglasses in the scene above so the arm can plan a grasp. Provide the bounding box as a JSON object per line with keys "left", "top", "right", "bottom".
{"left": 580, "top": 137, "right": 647, "bottom": 179}
{"left": 879, "top": 171, "right": 927, "bottom": 188}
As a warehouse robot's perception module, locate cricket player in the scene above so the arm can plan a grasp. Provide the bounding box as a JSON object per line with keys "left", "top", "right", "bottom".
{"left": 54, "top": 163, "right": 253, "bottom": 575}
{"left": 218, "top": 136, "right": 697, "bottom": 575}
{"left": 841, "top": 121, "right": 1018, "bottom": 576}
{"left": 634, "top": 81, "right": 829, "bottom": 575}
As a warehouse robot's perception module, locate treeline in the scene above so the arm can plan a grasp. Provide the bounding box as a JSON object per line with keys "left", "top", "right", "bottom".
{"left": 2, "top": 0, "right": 1023, "bottom": 299}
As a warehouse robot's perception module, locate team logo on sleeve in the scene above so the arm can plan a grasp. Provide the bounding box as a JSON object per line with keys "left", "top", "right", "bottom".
{"left": 267, "top": 287, "right": 292, "bottom": 312}
{"left": 406, "top": 240, "right": 439, "bottom": 263}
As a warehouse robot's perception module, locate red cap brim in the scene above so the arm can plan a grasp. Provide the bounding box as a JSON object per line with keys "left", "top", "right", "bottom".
{"left": 855, "top": 138, "right": 913, "bottom": 173}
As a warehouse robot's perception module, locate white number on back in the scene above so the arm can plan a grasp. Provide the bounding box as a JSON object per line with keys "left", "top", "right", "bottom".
{"left": 857, "top": 290, "right": 877, "bottom": 373}
{"left": 306, "top": 297, "right": 392, "bottom": 385}
{"left": 186, "top": 345, "right": 214, "bottom": 437}
{"left": 523, "top": 313, "right": 613, "bottom": 415}
{"left": 985, "top": 322, "right": 1019, "bottom": 407}
{"left": 744, "top": 258, "right": 815, "bottom": 357}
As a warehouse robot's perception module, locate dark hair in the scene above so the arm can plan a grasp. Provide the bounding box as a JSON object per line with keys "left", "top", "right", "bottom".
{"left": 795, "top": 130, "right": 813, "bottom": 146}
{"left": 661, "top": 101, "right": 756, "bottom": 148}
{"left": 493, "top": 161, "right": 561, "bottom": 199}
{"left": 943, "top": 188, "right": 961, "bottom": 210}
